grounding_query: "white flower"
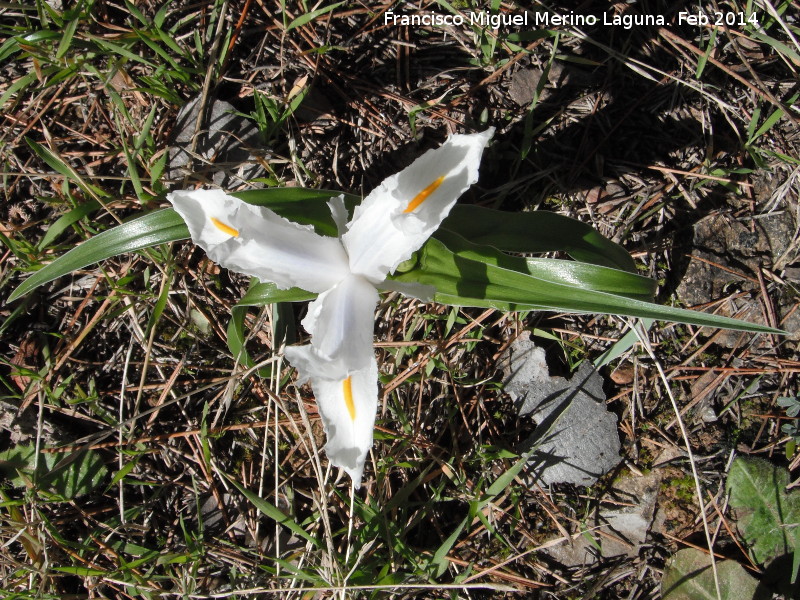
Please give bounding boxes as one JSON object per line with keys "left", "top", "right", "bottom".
{"left": 167, "top": 129, "right": 493, "bottom": 487}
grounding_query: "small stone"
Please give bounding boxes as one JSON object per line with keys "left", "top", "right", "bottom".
{"left": 546, "top": 469, "right": 664, "bottom": 567}
{"left": 674, "top": 212, "right": 783, "bottom": 348}
{"left": 509, "top": 68, "right": 543, "bottom": 106}
{"left": 784, "top": 265, "right": 800, "bottom": 282}
{"left": 168, "top": 95, "right": 263, "bottom": 188}
{"left": 700, "top": 405, "right": 718, "bottom": 423}
{"left": 609, "top": 364, "right": 635, "bottom": 385}
{"left": 501, "top": 333, "right": 621, "bottom": 487}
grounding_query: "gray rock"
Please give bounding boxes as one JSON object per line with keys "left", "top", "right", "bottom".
{"left": 502, "top": 333, "right": 621, "bottom": 487}
{"left": 758, "top": 209, "right": 797, "bottom": 269}
{"left": 508, "top": 61, "right": 593, "bottom": 106}
{"left": 508, "top": 68, "right": 543, "bottom": 106}
{"left": 675, "top": 211, "right": 798, "bottom": 346}
{"left": 546, "top": 469, "right": 664, "bottom": 567}
{"left": 676, "top": 213, "right": 768, "bottom": 309}
{"left": 168, "top": 95, "right": 263, "bottom": 188}
{"left": 0, "top": 399, "right": 53, "bottom": 445}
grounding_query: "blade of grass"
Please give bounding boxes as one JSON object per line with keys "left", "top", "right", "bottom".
{"left": 223, "top": 473, "right": 322, "bottom": 549}
{"left": 285, "top": 1, "right": 345, "bottom": 32}
{"left": 7, "top": 208, "right": 186, "bottom": 302}
{"left": 36, "top": 200, "right": 101, "bottom": 251}
{"left": 54, "top": 8, "right": 80, "bottom": 59}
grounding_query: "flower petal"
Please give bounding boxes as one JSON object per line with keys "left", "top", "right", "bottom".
{"left": 285, "top": 346, "right": 378, "bottom": 488}
{"left": 301, "top": 274, "right": 378, "bottom": 372}
{"left": 168, "top": 189, "right": 350, "bottom": 293}
{"left": 284, "top": 344, "right": 345, "bottom": 382}
{"left": 327, "top": 194, "right": 348, "bottom": 237}
{"left": 342, "top": 129, "right": 493, "bottom": 282}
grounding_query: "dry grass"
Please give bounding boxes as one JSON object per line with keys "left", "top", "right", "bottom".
{"left": 1, "top": 1, "right": 798, "bottom": 598}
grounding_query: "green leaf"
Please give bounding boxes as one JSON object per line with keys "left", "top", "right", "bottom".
{"left": 8, "top": 188, "right": 354, "bottom": 302}
{"left": 695, "top": 26, "right": 718, "bottom": 79}
{"left": 727, "top": 457, "right": 800, "bottom": 581}
{"left": 25, "top": 138, "right": 106, "bottom": 199}
{"left": 8, "top": 208, "right": 188, "bottom": 302}
{"left": 235, "top": 280, "right": 317, "bottom": 307}
{"left": 430, "top": 449, "right": 530, "bottom": 578}
{"left": 661, "top": 548, "right": 767, "bottom": 600}
{"left": 226, "top": 281, "right": 315, "bottom": 375}
{"left": 430, "top": 514, "right": 467, "bottom": 578}
{"left": 223, "top": 473, "right": 321, "bottom": 549}
{"left": 53, "top": 566, "right": 107, "bottom": 576}
{"left": 26, "top": 137, "right": 77, "bottom": 179}
{"left": 484, "top": 451, "right": 529, "bottom": 499}
{"left": 272, "top": 301, "right": 297, "bottom": 346}
{"left": 0, "top": 69, "right": 41, "bottom": 111}
{"left": 54, "top": 11, "right": 80, "bottom": 59}
{"left": 107, "top": 458, "right": 138, "bottom": 489}
{"left": 393, "top": 237, "right": 782, "bottom": 334}
{"left": 285, "top": 1, "right": 346, "bottom": 32}
{"left": 37, "top": 199, "right": 101, "bottom": 250}
{"left": 0, "top": 35, "right": 22, "bottom": 62}
{"left": 440, "top": 204, "right": 637, "bottom": 272}
{"left": 143, "top": 266, "right": 173, "bottom": 339}
{"left": 0, "top": 443, "right": 108, "bottom": 500}
{"left": 232, "top": 188, "right": 358, "bottom": 234}
{"left": 227, "top": 305, "right": 255, "bottom": 370}
{"left": 7, "top": 189, "right": 783, "bottom": 336}
{"left": 751, "top": 31, "right": 800, "bottom": 69}
{"left": 594, "top": 319, "right": 654, "bottom": 369}
{"left": 434, "top": 229, "right": 656, "bottom": 301}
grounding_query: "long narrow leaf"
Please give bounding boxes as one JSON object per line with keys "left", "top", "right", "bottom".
{"left": 227, "top": 306, "right": 266, "bottom": 375}
{"left": 435, "top": 229, "right": 656, "bottom": 301}
{"left": 54, "top": 13, "right": 79, "bottom": 59}
{"left": 8, "top": 208, "right": 187, "bottom": 302}
{"left": 226, "top": 281, "right": 316, "bottom": 374}
{"left": 7, "top": 187, "right": 352, "bottom": 302}
{"left": 440, "top": 204, "right": 637, "bottom": 272}
{"left": 392, "top": 237, "right": 782, "bottom": 334}
{"left": 224, "top": 474, "right": 321, "bottom": 548}
{"left": 37, "top": 200, "right": 101, "bottom": 250}
{"left": 286, "top": 1, "right": 345, "bottom": 32}
{"left": 233, "top": 188, "right": 357, "bottom": 235}
{"left": 0, "top": 70, "right": 40, "bottom": 111}
{"left": 25, "top": 138, "right": 106, "bottom": 198}
{"left": 235, "top": 280, "right": 316, "bottom": 306}
{"left": 7, "top": 190, "right": 633, "bottom": 302}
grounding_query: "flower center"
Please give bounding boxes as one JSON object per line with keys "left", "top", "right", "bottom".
{"left": 342, "top": 376, "right": 356, "bottom": 421}
{"left": 210, "top": 217, "right": 240, "bottom": 237}
{"left": 403, "top": 175, "right": 445, "bottom": 213}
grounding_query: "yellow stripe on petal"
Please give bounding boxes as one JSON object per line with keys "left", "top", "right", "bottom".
{"left": 210, "top": 217, "right": 240, "bottom": 237}
{"left": 342, "top": 376, "right": 356, "bottom": 422}
{"left": 403, "top": 175, "right": 445, "bottom": 213}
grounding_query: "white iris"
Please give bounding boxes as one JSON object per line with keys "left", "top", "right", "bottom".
{"left": 167, "top": 129, "right": 493, "bottom": 488}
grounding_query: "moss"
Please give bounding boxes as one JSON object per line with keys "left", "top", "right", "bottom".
{"left": 664, "top": 475, "right": 695, "bottom": 502}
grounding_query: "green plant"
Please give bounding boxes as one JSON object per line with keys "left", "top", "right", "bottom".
{"left": 662, "top": 456, "right": 800, "bottom": 599}
{"left": 8, "top": 193, "right": 781, "bottom": 336}
{"left": 0, "top": 443, "right": 108, "bottom": 500}
{"left": 727, "top": 457, "right": 800, "bottom": 585}
{"left": 661, "top": 548, "right": 768, "bottom": 600}
{"left": 777, "top": 396, "right": 800, "bottom": 458}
